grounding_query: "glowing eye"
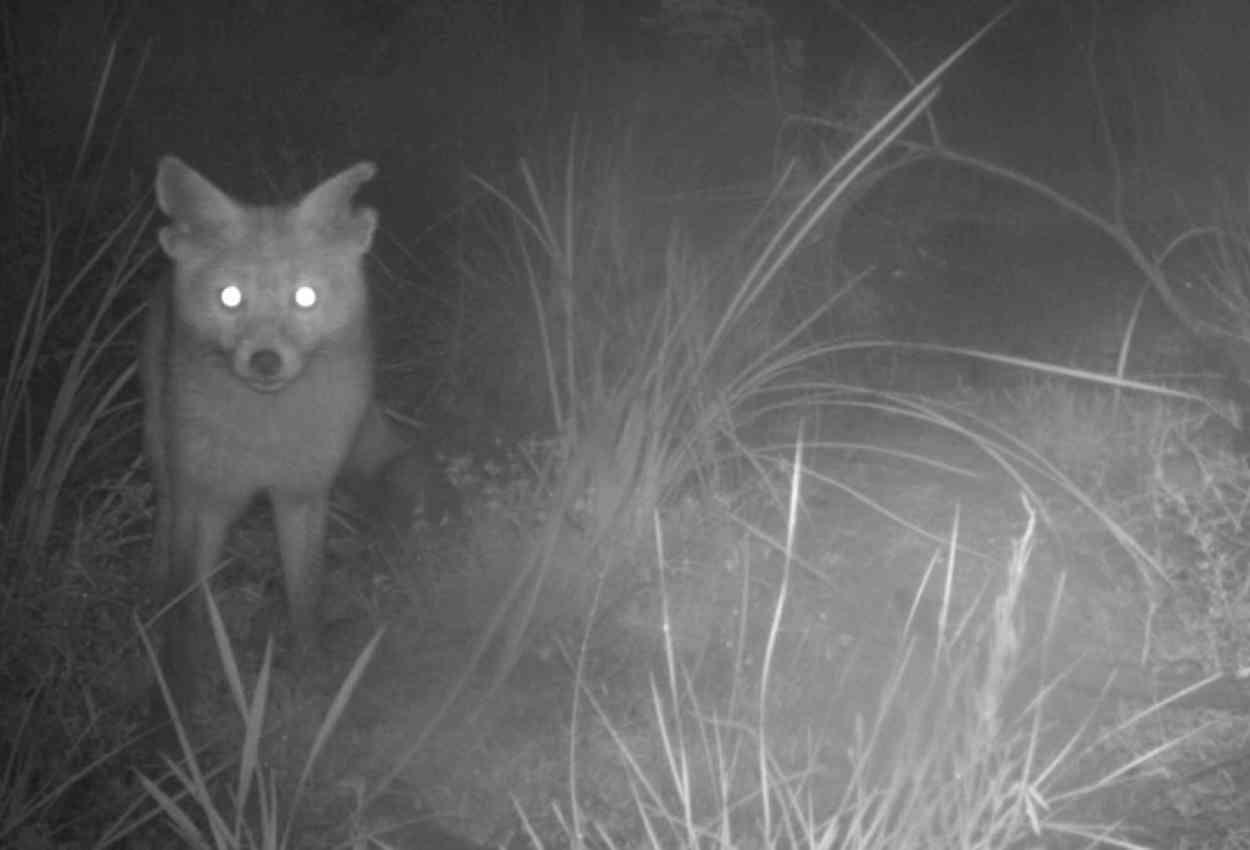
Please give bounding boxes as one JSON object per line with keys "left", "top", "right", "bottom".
{"left": 219, "top": 285, "right": 243, "bottom": 309}
{"left": 294, "top": 285, "right": 318, "bottom": 309}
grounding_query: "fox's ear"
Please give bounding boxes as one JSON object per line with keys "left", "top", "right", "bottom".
{"left": 154, "top": 156, "right": 245, "bottom": 259}
{"left": 294, "top": 161, "right": 378, "bottom": 252}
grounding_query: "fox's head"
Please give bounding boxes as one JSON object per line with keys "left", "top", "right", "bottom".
{"left": 154, "top": 157, "right": 378, "bottom": 392}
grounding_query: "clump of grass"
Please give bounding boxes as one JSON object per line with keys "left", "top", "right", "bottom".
{"left": 456, "top": 5, "right": 1016, "bottom": 696}
{"left": 524, "top": 442, "right": 1175, "bottom": 850}
{"left": 120, "top": 592, "right": 383, "bottom": 850}
{"left": 0, "top": 40, "right": 161, "bottom": 850}
{"left": 0, "top": 42, "right": 154, "bottom": 563}
{"left": 352, "top": 12, "right": 1008, "bottom": 806}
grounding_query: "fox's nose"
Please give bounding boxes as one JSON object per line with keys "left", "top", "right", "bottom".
{"left": 250, "top": 349, "right": 282, "bottom": 378}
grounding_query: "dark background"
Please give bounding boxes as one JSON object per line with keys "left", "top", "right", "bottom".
{"left": 7, "top": 0, "right": 1249, "bottom": 425}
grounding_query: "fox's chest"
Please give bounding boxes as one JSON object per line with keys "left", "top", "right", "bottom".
{"left": 169, "top": 355, "right": 372, "bottom": 493}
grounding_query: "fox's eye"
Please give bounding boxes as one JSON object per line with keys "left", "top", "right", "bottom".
{"left": 219, "top": 285, "right": 243, "bottom": 309}
{"left": 294, "top": 284, "right": 318, "bottom": 309}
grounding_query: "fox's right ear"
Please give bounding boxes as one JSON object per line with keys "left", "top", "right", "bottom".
{"left": 154, "top": 156, "right": 245, "bottom": 259}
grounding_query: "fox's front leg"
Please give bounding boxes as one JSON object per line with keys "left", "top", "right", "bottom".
{"left": 157, "top": 496, "right": 231, "bottom": 721}
{"left": 272, "top": 491, "right": 331, "bottom": 653}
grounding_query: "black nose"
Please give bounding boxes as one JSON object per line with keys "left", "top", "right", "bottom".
{"left": 250, "top": 349, "right": 282, "bottom": 378}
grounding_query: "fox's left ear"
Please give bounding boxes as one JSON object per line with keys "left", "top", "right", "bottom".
{"left": 295, "top": 162, "right": 378, "bottom": 252}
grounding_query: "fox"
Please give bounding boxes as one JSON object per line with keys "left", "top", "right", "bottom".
{"left": 143, "top": 156, "right": 437, "bottom": 723}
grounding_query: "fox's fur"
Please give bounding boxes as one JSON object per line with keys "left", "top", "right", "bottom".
{"left": 144, "top": 157, "right": 420, "bottom": 719}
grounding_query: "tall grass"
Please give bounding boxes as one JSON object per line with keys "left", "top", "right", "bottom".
{"left": 127, "top": 593, "right": 383, "bottom": 850}
{"left": 528, "top": 449, "right": 1178, "bottom": 850}
{"left": 0, "top": 41, "right": 157, "bottom": 850}
{"left": 461, "top": 7, "right": 1014, "bottom": 693}
{"left": 356, "top": 9, "right": 1016, "bottom": 809}
{"left": 0, "top": 41, "right": 154, "bottom": 562}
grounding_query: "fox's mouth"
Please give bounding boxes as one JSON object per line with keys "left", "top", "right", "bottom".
{"left": 243, "top": 375, "right": 290, "bottom": 393}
